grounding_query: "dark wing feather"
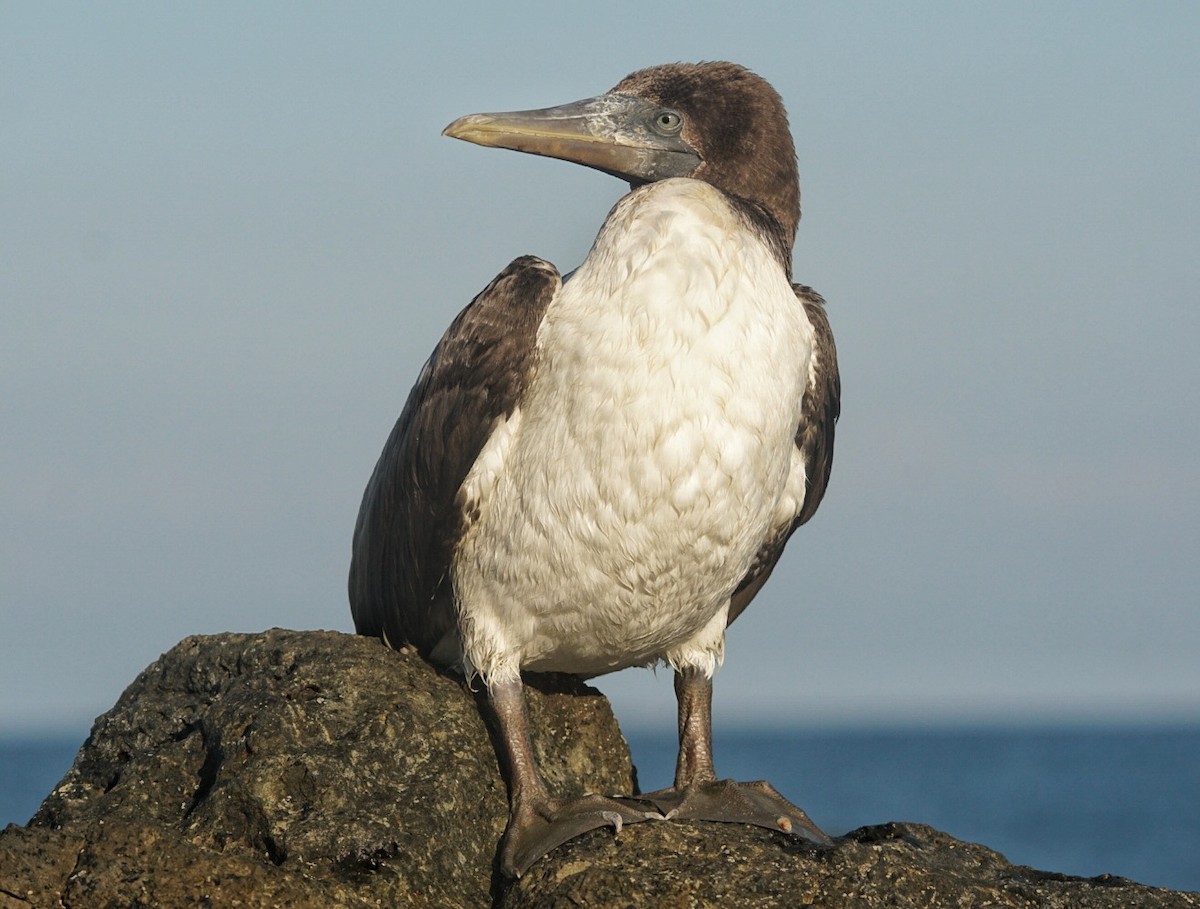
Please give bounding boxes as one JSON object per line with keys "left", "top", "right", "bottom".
{"left": 792, "top": 285, "right": 840, "bottom": 526}
{"left": 349, "top": 256, "right": 560, "bottom": 654}
{"left": 728, "top": 284, "right": 840, "bottom": 625}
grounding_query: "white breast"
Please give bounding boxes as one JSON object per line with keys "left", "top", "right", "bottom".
{"left": 454, "top": 179, "right": 814, "bottom": 684}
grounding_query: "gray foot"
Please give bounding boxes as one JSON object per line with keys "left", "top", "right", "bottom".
{"left": 500, "top": 793, "right": 659, "bottom": 878}
{"left": 637, "top": 779, "right": 832, "bottom": 846}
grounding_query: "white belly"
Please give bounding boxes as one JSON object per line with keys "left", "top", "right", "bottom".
{"left": 453, "top": 179, "right": 813, "bottom": 684}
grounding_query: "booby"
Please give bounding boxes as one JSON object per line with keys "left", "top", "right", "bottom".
{"left": 350, "top": 61, "right": 840, "bottom": 878}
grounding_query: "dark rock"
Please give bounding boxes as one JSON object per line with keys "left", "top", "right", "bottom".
{"left": 504, "top": 821, "right": 1200, "bottom": 908}
{"left": 1, "top": 629, "right": 632, "bottom": 908}
{"left": 1, "top": 628, "right": 1195, "bottom": 908}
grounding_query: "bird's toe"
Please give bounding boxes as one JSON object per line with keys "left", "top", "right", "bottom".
{"left": 639, "top": 779, "right": 831, "bottom": 847}
{"left": 499, "top": 792, "right": 660, "bottom": 878}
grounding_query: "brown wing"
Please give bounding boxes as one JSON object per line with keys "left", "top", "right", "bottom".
{"left": 348, "top": 256, "right": 560, "bottom": 655}
{"left": 728, "top": 284, "right": 840, "bottom": 625}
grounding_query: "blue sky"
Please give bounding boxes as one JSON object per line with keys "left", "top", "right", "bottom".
{"left": 3, "top": 3, "right": 1198, "bottom": 737}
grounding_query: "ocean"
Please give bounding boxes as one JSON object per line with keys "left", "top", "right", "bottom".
{"left": 3, "top": 725, "right": 1197, "bottom": 893}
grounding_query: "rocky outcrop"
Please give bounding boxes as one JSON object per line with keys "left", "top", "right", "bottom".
{"left": 502, "top": 821, "right": 1199, "bottom": 908}
{"left": 1, "top": 629, "right": 1195, "bottom": 908}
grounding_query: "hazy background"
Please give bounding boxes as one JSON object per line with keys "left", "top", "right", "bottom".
{"left": 3, "top": 3, "right": 1197, "bottom": 743}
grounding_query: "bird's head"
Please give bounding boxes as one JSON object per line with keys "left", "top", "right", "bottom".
{"left": 443, "top": 62, "right": 800, "bottom": 246}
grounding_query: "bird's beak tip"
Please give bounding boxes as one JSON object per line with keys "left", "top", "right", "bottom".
{"left": 442, "top": 115, "right": 474, "bottom": 140}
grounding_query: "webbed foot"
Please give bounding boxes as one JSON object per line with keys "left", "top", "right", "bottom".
{"left": 639, "top": 779, "right": 831, "bottom": 846}
{"left": 500, "top": 792, "right": 659, "bottom": 878}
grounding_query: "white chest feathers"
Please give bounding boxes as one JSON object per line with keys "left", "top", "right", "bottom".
{"left": 454, "top": 179, "right": 815, "bottom": 683}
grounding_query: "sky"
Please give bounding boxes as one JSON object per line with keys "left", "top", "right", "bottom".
{"left": 2, "top": 3, "right": 1198, "bottom": 740}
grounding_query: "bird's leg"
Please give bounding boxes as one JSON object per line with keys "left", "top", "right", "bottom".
{"left": 639, "top": 666, "right": 832, "bottom": 847}
{"left": 487, "top": 677, "right": 656, "bottom": 878}
{"left": 672, "top": 663, "right": 719, "bottom": 788}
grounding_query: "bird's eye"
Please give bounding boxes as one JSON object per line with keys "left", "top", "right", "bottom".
{"left": 652, "top": 110, "right": 683, "bottom": 135}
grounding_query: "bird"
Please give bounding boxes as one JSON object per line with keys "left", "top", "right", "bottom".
{"left": 349, "top": 61, "right": 840, "bottom": 878}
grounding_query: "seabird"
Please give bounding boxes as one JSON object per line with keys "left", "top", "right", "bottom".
{"left": 349, "top": 61, "right": 840, "bottom": 878}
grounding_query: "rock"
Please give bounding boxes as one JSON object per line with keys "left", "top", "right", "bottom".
{"left": 503, "top": 821, "right": 1199, "bottom": 908}
{"left": 1, "top": 628, "right": 1196, "bottom": 908}
{"left": 0, "top": 629, "right": 633, "bottom": 908}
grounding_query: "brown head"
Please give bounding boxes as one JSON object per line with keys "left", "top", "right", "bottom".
{"left": 444, "top": 62, "right": 801, "bottom": 250}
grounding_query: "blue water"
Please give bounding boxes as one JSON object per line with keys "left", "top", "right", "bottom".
{"left": 3, "top": 726, "right": 1197, "bottom": 892}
